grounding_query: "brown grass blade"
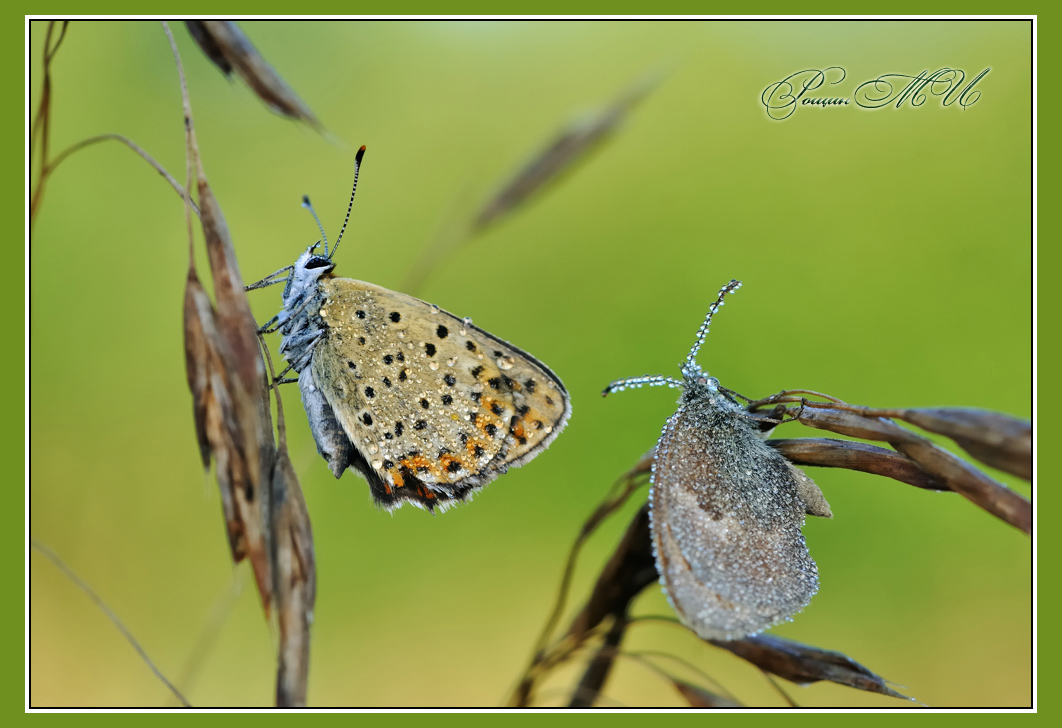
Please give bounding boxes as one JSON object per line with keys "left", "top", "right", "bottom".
{"left": 271, "top": 446, "right": 316, "bottom": 707}
{"left": 197, "top": 179, "right": 265, "bottom": 396}
{"left": 47, "top": 134, "right": 201, "bottom": 218}
{"left": 31, "top": 541, "right": 192, "bottom": 707}
{"left": 671, "top": 679, "right": 743, "bottom": 708}
{"left": 518, "top": 441, "right": 918, "bottom": 706}
{"left": 560, "top": 505, "right": 655, "bottom": 707}
{"left": 472, "top": 72, "right": 660, "bottom": 232}
{"left": 797, "top": 405, "right": 1031, "bottom": 534}
{"left": 567, "top": 616, "right": 628, "bottom": 708}
{"left": 565, "top": 503, "right": 656, "bottom": 641}
{"left": 832, "top": 406, "right": 1031, "bottom": 481}
{"left": 186, "top": 21, "right": 322, "bottom": 130}
{"left": 29, "top": 20, "right": 70, "bottom": 230}
{"left": 509, "top": 456, "right": 652, "bottom": 707}
{"left": 768, "top": 437, "right": 948, "bottom": 491}
{"left": 265, "top": 335, "right": 317, "bottom": 707}
{"left": 197, "top": 135, "right": 277, "bottom": 616}
{"left": 183, "top": 267, "right": 216, "bottom": 470}
{"left": 186, "top": 20, "right": 233, "bottom": 75}
{"left": 182, "top": 266, "right": 247, "bottom": 560}
{"left": 711, "top": 634, "right": 911, "bottom": 701}
{"left": 168, "top": 20, "right": 277, "bottom": 610}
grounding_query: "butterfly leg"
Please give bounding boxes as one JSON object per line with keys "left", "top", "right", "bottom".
{"left": 257, "top": 314, "right": 281, "bottom": 334}
{"left": 245, "top": 265, "right": 293, "bottom": 291}
{"left": 260, "top": 292, "right": 321, "bottom": 335}
{"left": 278, "top": 329, "right": 323, "bottom": 362}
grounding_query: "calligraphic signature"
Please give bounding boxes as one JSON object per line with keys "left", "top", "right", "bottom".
{"left": 761, "top": 67, "right": 990, "bottom": 121}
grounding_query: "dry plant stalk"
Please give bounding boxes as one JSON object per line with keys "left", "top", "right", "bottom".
{"left": 171, "top": 19, "right": 277, "bottom": 611}
{"left": 166, "top": 21, "right": 318, "bottom": 706}
{"left": 30, "top": 541, "right": 192, "bottom": 707}
{"left": 515, "top": 392, "right": 1030, "bottom": 707}
{"left": 471, "top": 72, "right": 659, "bottom": 232}
{"left": 29, "top": 21, "right": 68, "bottom": 229}
{"left": 403, "top": 71, "right": 660, "bottom": 293}
{"left": 35, "top": 20, "right": 321, "bottom": 705}
{"left": 769, "top": 398, "right": 1032, "bottom": 534}
{"left": 30, "top": 23, "right": 202, "bottom": 227}
{"left": 186, "top": 20, "right": 322, "bottom": 130}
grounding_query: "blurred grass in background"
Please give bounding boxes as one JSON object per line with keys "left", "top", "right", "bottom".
{"left": 28, "top": 20, "right": 1031, "bottom": 707}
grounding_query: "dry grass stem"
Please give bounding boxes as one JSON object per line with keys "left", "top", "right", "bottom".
{"left": 512, "top": 387, "right": 1026, "bottom": 705}
{"left": 185, "top": 21, "right": 322, "bottom": 130}
{"left": 509, "top": 453, "right": 652, "bottom": 706}
{"left": 167, "top": 20, "right": 316, "bottom": 705}
{"left": 47, "top": 134, "right": 201, "bottom": 218}
{"left": 568, "top": 615, "right": 628, "bottom": 707}
{"left": 472, "top": 72, "right": 660, "bottom": 232}
{"left": 711, "top": 635, "right": 909, "bottom": 701}
{"left": 767, "top": 438, "right": 949, "bottom": 491}
{"left": 788, "top": 400, "right": 1031, "bottom": 534}
{"left": 670, "top": 680, "right": 743, "bottom": 708}
{"left": 31, "top": 24, "right": 199, "bottom": 227}
{"left": 169, "top": 19, "right": 277, "bottom": 613}
{"left": 403, "top": 71, "right": 660, "bottom": 294}
{"left": 30, "top": 541, "right": 192, "bottom": 707}
{"left": 30, "top": 21, "right": 68, "bottom": 229}
{"left": 262, "top": 340, "right": 316, "bottom": 707}
{"left": 827, "top": 406, "right": 1030, "bottom": 480}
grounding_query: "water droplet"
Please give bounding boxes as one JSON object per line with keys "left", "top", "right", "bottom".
{"left": 371, "top": 459, "right": 383, "bottom": 470}
{"left": 497, "top": 355, "right": 515, "bottom": 370}
{"left": 429, "top": 361, "right": 440, "bottom": 371}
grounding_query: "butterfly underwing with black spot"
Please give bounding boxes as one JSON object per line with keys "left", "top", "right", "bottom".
{"left": 256, "top": 148, "right": 571, "bottom": 513}
{"left": 603, "top": 280, "right": 831, "bottom": 640}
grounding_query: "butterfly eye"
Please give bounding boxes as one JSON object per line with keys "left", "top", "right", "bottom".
{"left": 305, "top": 256, "right": 333, "bottom": 270}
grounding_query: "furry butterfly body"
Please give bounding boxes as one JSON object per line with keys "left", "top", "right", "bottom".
{"left": 269, "top": 151, "right": 570, "bottom": 512}
{"left": 605, "top": 280, "right": 830, "bottom": 640}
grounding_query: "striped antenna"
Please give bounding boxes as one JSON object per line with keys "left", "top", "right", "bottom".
{"left": 683, "top": 279, "right": 742, "bottom": 377}
{"left": 301, "top": 195, "right": 329, "bottom": 256}
{"left": 330, "top": 145, "right": 366, "bottom": 261}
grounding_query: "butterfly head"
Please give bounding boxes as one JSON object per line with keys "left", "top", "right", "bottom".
{"left": 282, "top": 243, "right": 336, "bottom": 306}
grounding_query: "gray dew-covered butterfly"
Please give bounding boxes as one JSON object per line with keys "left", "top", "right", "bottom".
{"left": 252, "top": 147, "right": 571, "bottom": 512}
{"left": 603, "top": 280, "right": 831, "bottom": 640}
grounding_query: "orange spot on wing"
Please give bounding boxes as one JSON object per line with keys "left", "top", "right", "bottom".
{"left": 400, "top": 454, "right": 435, "bottom": 472}
{"left": 464, "top": 437, "right": 488, "bottom": 460}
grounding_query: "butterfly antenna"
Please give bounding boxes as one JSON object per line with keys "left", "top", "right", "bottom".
{"left": 330, "top": 145, "right": 366, "bottom": 261}
{"left": 602, "top": 374, "right": 684, "bottom": 397}
{"left": 683, "top": 279, "right": 742, "bottom": 376}
{"left": 302, "top": 195, "right": 330, "bottom": 257}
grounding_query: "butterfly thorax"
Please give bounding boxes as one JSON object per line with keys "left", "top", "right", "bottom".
{"left": 678, "top": 369, "right": 742, "bottom": 414}
{"left": 277, "top": 246, "right": 335, "bottom": 374}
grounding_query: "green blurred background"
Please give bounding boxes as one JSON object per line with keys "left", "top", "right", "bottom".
{"left": 28, "top": 20, "right": 1031, "bottom": 707}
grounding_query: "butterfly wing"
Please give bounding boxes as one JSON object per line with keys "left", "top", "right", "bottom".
{"left": 307, "top": 277, "right": 570, "bottom": 511}
{"left": 650, "top": 398, "right": 820, "bottom": 640}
